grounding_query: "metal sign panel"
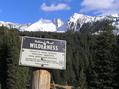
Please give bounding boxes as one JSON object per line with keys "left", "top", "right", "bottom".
{"left": 19, "top": 36, "right": 66, "bottom": 70}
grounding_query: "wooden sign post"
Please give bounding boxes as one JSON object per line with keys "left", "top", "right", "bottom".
{"left": 19, "top": 36, "right": 66, "bottom": 89}
{"left": 32, "top": 69, "right": 51, "bottom": 89}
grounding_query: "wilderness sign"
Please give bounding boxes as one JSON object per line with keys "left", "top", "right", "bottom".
{"left": 19, "top": 36, "right": 66, "bottom": 70}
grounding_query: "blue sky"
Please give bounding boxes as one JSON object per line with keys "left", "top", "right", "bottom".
{"left": 0, "top": 0, "right": 119, "bottom": 24}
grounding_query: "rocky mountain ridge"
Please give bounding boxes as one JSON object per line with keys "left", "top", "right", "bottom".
{"left": 0, "top": 13, "right": 119, "bottom": 33}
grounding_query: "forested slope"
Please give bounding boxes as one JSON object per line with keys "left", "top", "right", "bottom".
{"left": 0, "top": 20, "right": 119, "bottom": 89}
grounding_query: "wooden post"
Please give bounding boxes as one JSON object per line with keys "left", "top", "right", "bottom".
{"left": 32, "top": 69, "right": 51, "bottom": 89}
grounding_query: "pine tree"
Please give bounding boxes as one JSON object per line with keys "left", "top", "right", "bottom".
{"left": 92, "top": 20, "right": 115, "bottom": 89}
{"left": 112, "top": 35, "right": 119, "bottom": 89}
{"left": 6, "top": 30, "right": 30, "bottom": 89}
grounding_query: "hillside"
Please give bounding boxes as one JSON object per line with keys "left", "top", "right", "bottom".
{"left": 0, "top": 20, "right": 119, "bottom": 89}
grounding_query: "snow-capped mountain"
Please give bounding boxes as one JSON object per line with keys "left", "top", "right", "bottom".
{"left": 0, "top": 13, "right": 119, "bottom": 34}
{"left": 68, "top": 13, "right": 119, "bottom": 31}
{"left": 25, "top": 18, "right": 64, "bottom": 32}
{"left": 25, "top": 19, "right": 56, "bottom": 32}
{"left": 0, "top": 18, "right": 64, "bottom": 32}
{"left": 0, "top": 21, "right": 30, "bottom": 31}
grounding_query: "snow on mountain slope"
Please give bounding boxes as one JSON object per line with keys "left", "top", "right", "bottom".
{"left": 25, "top": 18, "right": 64, "bottom": 32}
{"left": 69, "top": 13, "right": 94, "bottom": 24}
{"left": 25, "top": 19, "right": 56, "bottom": 32}
{"left": 0, "top": 13, "right": 119, "bottom": 34}
{"left": 68, "top": 13, "right": 119, "bottom": 32}
{"left": 0, "top": 21, "right": 30, "bottom": 31}
{"left": 0, "top": 18, "right": 64, "bottom": 32}
{"left": 25, "top": 18, "right": 65, "bottom": 32}
{"left": 68, "top": 13, "right": 94, "bottom": 31}
{"left": 53, "top": 18, "right": 64, "bottom": 28}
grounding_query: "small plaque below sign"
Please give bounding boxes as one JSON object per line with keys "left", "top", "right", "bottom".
{"left": 19, "top": 36, "right": 66, "bottom": 70}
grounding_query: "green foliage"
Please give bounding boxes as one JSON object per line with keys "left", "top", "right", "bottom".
{"left": 0, "top": 28, "right": 29, "bottom": 89}
{"left": 80, "top": 19, "right": 114, "bottom": 34}
{"left": 0, "top": 20, "right": 119, "bottom": 89}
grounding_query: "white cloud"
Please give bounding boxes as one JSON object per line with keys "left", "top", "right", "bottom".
{"left": 41, "top": 3, "right": 71, "bottom": 11}
{"left": 80, "top": 0, "right": 119, "bottom": 15}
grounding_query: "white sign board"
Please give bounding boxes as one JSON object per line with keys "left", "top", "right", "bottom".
{"left": 19, "top": 36, "right": 66, "bottom": 70}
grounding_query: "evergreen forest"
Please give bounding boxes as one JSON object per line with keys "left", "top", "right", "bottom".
{"left": 0, "top": 20, "right": 119, "bottom": 89}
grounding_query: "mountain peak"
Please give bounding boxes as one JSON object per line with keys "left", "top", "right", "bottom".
{"left": 25, "top": 19, "right": 56, "bottom": 32}
{"left": 38, "top": 18, "right": 52, "bottom": 23}
{"left": 68, "top": 13, "right": 119, "bottom": 32}
{"left": 53, "top": 18, "right": 64, "bottom": 28}
{"left": 69, "top": 13, "right": 93, "bottom": 24}
{"left": 0, "top": 13, "right": 119, "bottom": 34}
